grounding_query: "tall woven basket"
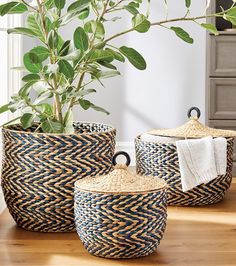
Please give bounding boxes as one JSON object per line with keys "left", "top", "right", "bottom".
{"left": 74, "top": 152, "right": 167, "bottom": 259}
{"left": 1, "top": 122, "right": 116, "bottom": 232}
{"left": 135, "top": 107, "right": 236, "bottom": 206}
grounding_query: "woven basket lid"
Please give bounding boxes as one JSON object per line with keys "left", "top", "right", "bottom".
{"left": 148, "top": 107, "right": 236, "bottom": 138}
{"left": 75, "top": 151, "right": 166, "bottom": 194}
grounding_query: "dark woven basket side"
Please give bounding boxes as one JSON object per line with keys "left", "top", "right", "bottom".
{"left": 1, "top": 122, "right": 116, "bottom": 232}
{"left": 135, "top": 137, "right": 234, "bottom": 206}
{"left": 74, "top": 189, "right": 167, "bottom": 259}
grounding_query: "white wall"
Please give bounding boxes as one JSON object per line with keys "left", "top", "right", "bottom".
{"left": 23, "top": 0, "right": 207, "bottom": 143}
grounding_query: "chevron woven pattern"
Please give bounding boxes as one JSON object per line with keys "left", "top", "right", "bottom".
{"left": 135, "top": 137, "right": 234, "bottom": 206}
{"left": 74, "top": 189, "right": 167, "bottom": 258}
{"left": 1, "top": 122, "right": 116, "bottom": 232}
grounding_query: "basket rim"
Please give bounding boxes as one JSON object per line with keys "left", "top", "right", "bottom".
{"left": 135, "top": 135, "right": 234, "bottom": 144}
{"left": 1, "top": 121, "right": 116, "bottom": 137}
{"left": 74, "top": 181, "right": 167, "bottom": 195}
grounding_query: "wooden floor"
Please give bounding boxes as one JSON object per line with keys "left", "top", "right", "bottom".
{"left": 1, "top": 181, "right": 236, "bottom": 266}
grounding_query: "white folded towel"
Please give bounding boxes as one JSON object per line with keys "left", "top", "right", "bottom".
{"left": 176, "top": 136, "right": 227, "bottom": 192}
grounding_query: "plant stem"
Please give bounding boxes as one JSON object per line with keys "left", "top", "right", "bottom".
{"left": 64, "top": 72, "right": 86, "bottom": 122}
{"left": 36, "top": 0, "right": 63, "bottom": 124}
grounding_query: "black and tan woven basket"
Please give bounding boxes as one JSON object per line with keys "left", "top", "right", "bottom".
{"left": 1, "top": 122, "right": 116, "bottom": 232}
{"left": 74, "top": 151, "right": 167, "bottom": 259}
{"left": 135, "top": 107, "right": 236, "bottom": 206}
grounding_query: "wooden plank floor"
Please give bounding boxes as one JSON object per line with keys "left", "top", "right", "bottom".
{"left": 0, "top": 181, "right": 236, "bottom": 266}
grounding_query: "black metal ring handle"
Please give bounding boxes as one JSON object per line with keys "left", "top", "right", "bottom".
{"left": 112, "top": 151, "right": 131, "bottom": 167}
{"left": 187, "top": 107, "right": 201, "bottom": 119}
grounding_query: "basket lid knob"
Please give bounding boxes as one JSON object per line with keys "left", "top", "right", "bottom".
{"left": 112, "top": 151, "right": 131, "bottom": 168}
{"left": 187, "top": 107, "right": 201, "bottom": 119}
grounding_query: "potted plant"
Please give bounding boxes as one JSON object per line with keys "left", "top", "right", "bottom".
{"left": 0, "top": 0, "right": 235, "bottom": 232}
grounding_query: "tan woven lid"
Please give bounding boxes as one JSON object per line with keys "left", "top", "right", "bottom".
{"left": 75, "top": 152, "right": 166, "bottom": 194}
{"left": 148, "top": 107, "right": 236, "bottom": 138}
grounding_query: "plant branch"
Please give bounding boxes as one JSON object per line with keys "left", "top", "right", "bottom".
{"left": 106, "top": 0, "right": 125, "bottom": 12}
{"left": 103, "top": 9, "right": 232, "bottom": 44}
{"left": 65, "top": 72, "right": 86, "bottom": 119}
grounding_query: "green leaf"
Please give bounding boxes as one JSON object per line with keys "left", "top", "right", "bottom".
{"left": 63, "top": 109, "right": 74, "bottom": 133}
{"left": 29, "top": 46, "right": 50, "bottom": 62}
{"left": 78, "top": 89, "right": 96, "bottom": 96}
{"left": 45, "top": 17, "right": 53, "bottom": 32}
{"left": 84, "top": 20, "right": 105, "bottom": 40}
{"left": 61, "top": 50, "right": 81, "bottom": 61}
{"left": 170, "top": 27, "right": 194, "bottom": 44}
{"left": 201, "top": 23, "right": 219, "bottom": 35}
{"left": 41, "top": 119, "right": 63, "bottom": 133}
{"left": 7, "top": 27, "right": 38, "bottom": 38}
{"left": 185, "top": 0, "right": 191, "bottom": 8}
{"left": 132, "top": 14, "right": 151, "bottom": 33}
{"left": 98, "top": 61, "right": 117, "bottom": 70}
{"left": 87, "top": 49, "right": 113, "bottom": 62}
{"left": 67, "top": 0, "right": 91, "bottom": 12}
{"left": 105, "top": 48, "right": 125, "bottom": 62}
{"left": 19, "top": 80, "right": 38, "bottom": 98}
{"left": 22, "top": 74, "right": 40, "bottom": 82}
{"left": 0, "top": 2, "right": 27, "bottom": 16}
{"left": 27, "top": 13, "right": 45, "bottom": 41}
{"left": 74, "top": 27, "right": 89, "bottom": 51}
{"left": 224, "top": 7, "right": 236, "bottom": 25}
{"left": 48, "top": 30, "right": 59, "bottom": 49}
{"left": 0, "top": 104, "right": 9, "bottom": 114}
{"left": 44, "top": 0, "right": 55, "bottom": 9}
{"left": 79, "top": 99, "right": 91, "bottom": 110}
{"left": 23, "top": 53, "right": 42, "bottom": 74}
{"left": 57, "top": 34, "right": 65, "bottom": 52}
{"left": 124, "top": 5, "right": 139, "bottom": 15}
{"left": 58, "top": 60, "right": 74, "bottom": 79}
{"left": 55, "top": 0, "right": 65, "bottom": 10}
{"left": 78, "top": 8, "right": 90, "bottom": 20}
{"left": 119, "top": 46, "right": 146, "bottom": 70}
{"left": 34, "top": 91, "right": 53, "bottom": 105}
{"left": 21, "top": 113, "right": 34, "bottom": 129}
{"left": 28, "top": 52, "right": 40, "bottom": 64}
{"left": 1, "top": 116, "right": 21, "bottom": 127}
{"left": 59, "top": 40, "right": 71, "bottom": 56}
{"left": 38, "top": 103, "right": 53, "bottom": 116}
{"left": 90, "top": 104, "right": 110, "bottom": 115}
{"left": 95, "top": 70, "right": 120, "bottom": 79}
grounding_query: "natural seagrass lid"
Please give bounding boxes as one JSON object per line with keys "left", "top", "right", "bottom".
{"left": 75, "top": 151, "right": 166, "bottom": 194}
{"left": 148, "top": 107, "right": 236, "bottom": 138}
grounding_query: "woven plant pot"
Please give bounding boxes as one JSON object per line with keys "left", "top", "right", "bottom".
{"left": 74, "top": 152, "right": 167, "bottom": 259}
{"left": 1, "top": 122, "right": 116, "bottom": 232}
{"left": 135, "top": 107, "right": 236, "bottom": 206}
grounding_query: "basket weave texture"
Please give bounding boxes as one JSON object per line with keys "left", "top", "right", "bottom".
{"left": 135, "top": 108, "right": 236, "bottom": 206}
{"left": 74, "top": 163, "right": 167, "bottom": 258}
{"left": 135, "top": 137, "right": 234, "bottom": 206}
{"left": 1, "top": 122, "right": 116, "bottom": 232}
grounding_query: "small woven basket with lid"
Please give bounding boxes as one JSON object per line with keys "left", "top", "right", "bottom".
{"left": 74, "top": 151, "right": 167, "bottom": 259}
{"left": 135, "top": 107, "right": 236, "bottom": 206}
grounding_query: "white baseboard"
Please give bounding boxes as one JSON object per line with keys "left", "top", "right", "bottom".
{"left": 115, "top": 142, "right": 135, "bottom": 166}
{"left": 0, "top": 188, "right": 6, "bottom": 215}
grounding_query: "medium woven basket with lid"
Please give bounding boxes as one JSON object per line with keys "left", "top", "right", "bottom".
{"left": 135, "top": 107, "right": 236, "bottom": 206}
{"left": 74, "top": 151, "right": 167, "bottom": 259}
